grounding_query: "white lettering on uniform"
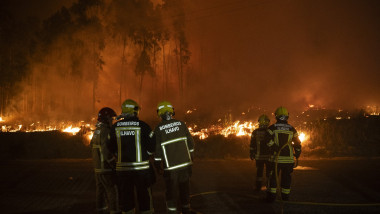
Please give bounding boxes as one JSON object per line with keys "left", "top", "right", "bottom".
{"left": 159, "top": 122, "right": 181, "bottom": 131}
{"left": 120, "top": 130, "right": 136, "bottom": 136}
{"left": 117, "top": 121, "right": 139, "bottom": 126}
{"left": 165, "top": 126, "right": 179, "bottom": 134}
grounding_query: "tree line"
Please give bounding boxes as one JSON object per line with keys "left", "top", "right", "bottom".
{"left": 0, "top": 0, "right": 191, "bottom": 121}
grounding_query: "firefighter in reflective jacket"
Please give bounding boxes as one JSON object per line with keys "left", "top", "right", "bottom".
{"left": 266, "top": 106, "right": 301, "bottom": 202}
{"left": 250, "top": 114, "right": 272, "bottom": 191}
{"left": 152, "top": 101, "right": 194, "bottom": 214}
{"left": 91, "top": 107, "right": 119, "bottom": 214}
{"left": 109, "top": 99, "right": 155, "bottom": 214}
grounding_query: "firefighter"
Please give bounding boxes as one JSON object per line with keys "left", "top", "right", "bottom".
{"left": 109, "top": 99, "right": 155, "bottom": 214}
{"left": 152, "top": 101, "right": 194, "bottom": 214}
{"left": 90, "top": 107, "right": 119, "bottom": 214}
{"left": 250, "top": 114, "right": 272, "bottom": 191}
{"left": 266, "top": 106, "right": 301, "bottom": 202}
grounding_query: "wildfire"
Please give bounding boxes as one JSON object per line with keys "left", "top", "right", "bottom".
{"left": 298, "top": 131, "right": 309, "bottom": 145}
{"left": 0, "top": 118, "right": 95, "bottom": 145}
{"left": 220, "top": 121, "right": 256, "bottom": 137}
{"left": 189, "top": 120, "right": 257, "bottom": 139}
{"left": 299, "top": 132, "right": 306, "bottom": 142}
{"left": 62, "top": 125, "right": 81, "bottom": 135}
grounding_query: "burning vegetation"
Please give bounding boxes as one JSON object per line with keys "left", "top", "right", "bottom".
{"left": 0, "top": 105, "right": 379, "bottom": 159}
{"left": 0, "top": 0, "right": 379, "bottom": 159}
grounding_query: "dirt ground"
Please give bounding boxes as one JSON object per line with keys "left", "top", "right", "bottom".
{"left": 0, "top": 158, "right": 379, "bottom": 214}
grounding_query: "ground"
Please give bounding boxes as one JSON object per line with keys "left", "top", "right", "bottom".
{"left": 0, "top": 158, "right": 379, "bottom": 213}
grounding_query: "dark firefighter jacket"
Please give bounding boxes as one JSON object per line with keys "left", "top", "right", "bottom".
{"left": 153, "top": 119, "right": 194, "bottom": 171}
{"left": 109, "top": 116, "right": 154, "bottom": 171}
{"left": 267, "top": 121, "right": 301, "bottom": 163}
{"left": 90, "top": 122, "right": 116, "bottom": 174}
{"left": 250, "top": 127, "right": 272, "bottom": 161}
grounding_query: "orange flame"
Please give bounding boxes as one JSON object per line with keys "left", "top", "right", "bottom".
{"left": 62, "top": 125, "right": 81, "bottom": 135}
{"left": 189, "top": 120, "right": 257, "bottom": 139}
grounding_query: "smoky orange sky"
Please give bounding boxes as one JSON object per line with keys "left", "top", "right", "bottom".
{"left": 185, "top": 0, "right": 380, "bottom": 115}
{"left": 4, "top": 0, "right": 380, "bottom": 120}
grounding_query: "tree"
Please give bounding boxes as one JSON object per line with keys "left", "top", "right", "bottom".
{"left": 162, "top": 0, "right": 191, "bottom": 106}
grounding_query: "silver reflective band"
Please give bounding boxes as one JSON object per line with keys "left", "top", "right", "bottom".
{"left": 162, "top": 137, "right": 187, "bottom": 146}
{"left": 125, "top": 104, "right": 135, "bottom": 108}
{"left": 158, "top": 105, "right": 173, "bottom": 109}
{"left": 165, "top": 162, "right": 192, "bottom": 171}
{"left": 118, "top": 161, "right": 149, "bottom": 166}
{"left": 155, "top": 158, "right": 162, "bottom": 161}
{"left": 168, "top": 207, "right": 177, "bottom": 211}
{"left": 116, "top": 165, "right": 149, "bottom": 171}
{"left": 189, "top": 149, "right": 194, "bottom": 152}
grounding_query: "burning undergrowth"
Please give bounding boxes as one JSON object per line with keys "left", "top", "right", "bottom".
{"left": 0, "top": 107, "right": 379, "bottom": 160}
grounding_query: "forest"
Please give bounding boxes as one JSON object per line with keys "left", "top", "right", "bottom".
{"left": 0, "top": 0, "right": 191, "bottom": 121}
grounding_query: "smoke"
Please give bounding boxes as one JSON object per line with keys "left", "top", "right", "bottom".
{"left": 186, "top": 0, "right": 380, "bottom": 115}
{"left": 2, "top": 0, "right": 380, "bottom": 124}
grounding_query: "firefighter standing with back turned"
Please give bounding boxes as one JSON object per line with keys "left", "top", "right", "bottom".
{"left": 90, "top": 107, "right": 120, "bottom": 214}
{"left": 109, "top": 99, "right": 155, "bottom": 214}
{"left": 250, "top": 114, "right": 272, "bottom": 191}
{"left": 152, "top": 101, "right": 194, "bottom": 214}
{"left": 266, "top": 106, "right": 301, "bottom": 202}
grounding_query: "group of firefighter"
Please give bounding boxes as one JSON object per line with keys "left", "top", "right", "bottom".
{"left": 90, "top": 98, "right": 301, "bottom": 214}
{"left": 250, "top": 107, "right": 302, "bottom": 202}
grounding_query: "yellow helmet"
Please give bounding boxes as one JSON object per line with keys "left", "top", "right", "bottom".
{"left": 121, "top": 99, "right": 140, "bottom": 115}
{"left": 275, "top": 106, "right": 289, "bottom": 120}
{"left": 258, "top": 114, "right": 270, "bottom": 127}
{"left": 157, "top": 101, "right": 174, "bottom": 117}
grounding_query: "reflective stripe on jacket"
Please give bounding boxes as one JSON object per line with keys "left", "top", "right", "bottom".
{"left": 267, "top": 121, "right": 301, "bottom": 163}
{"left": 250, "top": 127, "right": 271, "bottom": 161}
{"left": 110, "top": 117, "right": 154, "bottom": 171}
{"left": 91, "top": 122, "right": 115, "bottom": 173}
{"left": 153, "top": 119, "right": 194, "bottom": 171}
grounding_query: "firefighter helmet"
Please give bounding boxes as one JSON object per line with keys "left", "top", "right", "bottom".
{"left": 157, "top": 101, "right": 174, "bottom": 117}
{"left": 121, "top": 99, "right": 140, "bottom": 115}
{"left": 275, "top": 106, "right": 289, "bottom": 121}
{"left": 97, "top": 107, "right": 116, "bottom": 123}
{"left": 258, "top": 114, "right": 270, "bottom": 127}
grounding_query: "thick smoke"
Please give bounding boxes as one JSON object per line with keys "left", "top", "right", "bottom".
{"left": 1, "top": 0, "right": 379, "bottom": 124}
{"left": 186, "top": 0, "right": 380, "bottom": 116}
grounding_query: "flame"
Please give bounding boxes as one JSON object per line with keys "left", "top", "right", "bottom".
{"left": 87, "top": 132, "right": 94, "bottom": 141}
{"left": 189, "top": 120, "right": 257, "bottom": 139}
{"left": 188, "top": 127, "right": 208, "bottom": 139}
{"left": 62, "top": 125, "right": 81, "bottom": 135}
{"left": 299, "top": 132, "right": 306, "bottom": 142}
{"left": 298, "top": 131, "right": 309, "bottom": 145}
{"left": 221, "top": 121, "right": 256, "bottom": 137}
{"left": 0, "top": 117, "right": 3, "bottom": 122}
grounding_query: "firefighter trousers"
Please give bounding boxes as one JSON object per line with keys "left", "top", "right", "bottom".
{"left": 255, "top": 160, "right": 271, "bottom": 190}
{"left": 163, "top": 167, "right": 192, "bottom": 214}
{"left": 95, "top": 173, "right": 119, "bottom": 213}
{"left": 117, "top": 170, "right": 153, "bottom": 213}
{"left": 268, "top": 162, "right": 293, "bottom": 200}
